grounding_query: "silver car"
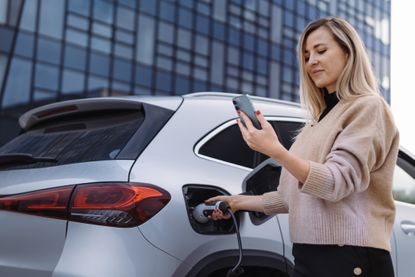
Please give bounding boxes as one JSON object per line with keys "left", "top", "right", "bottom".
{"left": 0, "top": 92, "right": 414, "bottom": 277}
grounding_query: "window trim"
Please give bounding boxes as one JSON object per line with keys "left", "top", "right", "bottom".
{"left": 194, "top": 116, "right": 305, "bottom": 171}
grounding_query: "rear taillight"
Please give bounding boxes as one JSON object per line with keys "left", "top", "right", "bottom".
{"left": 0, "top": 186, "right": 74, "bottom": 219}
{"left": 0, "top": 183, "right": 170, "bottom": 227}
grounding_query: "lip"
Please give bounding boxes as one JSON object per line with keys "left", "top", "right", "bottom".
{"left": 311, "top": 69, "right": 324, "bottom": 75}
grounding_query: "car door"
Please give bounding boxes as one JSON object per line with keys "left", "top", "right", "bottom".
{"left": 392, "top": 150, "right": 415, "bottom": 277}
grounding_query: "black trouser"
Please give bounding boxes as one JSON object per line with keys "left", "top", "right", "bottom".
{"left": 292, "top": 243, "right": 394, "bottom": 277}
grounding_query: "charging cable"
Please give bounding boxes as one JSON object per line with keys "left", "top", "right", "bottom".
{"left": 192, "top": 201, "right": 244, "bottom": 277}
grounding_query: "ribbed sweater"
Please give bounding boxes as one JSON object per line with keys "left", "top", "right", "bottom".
{"left": 262, "top": 94, "right": 400, "bottom": 251}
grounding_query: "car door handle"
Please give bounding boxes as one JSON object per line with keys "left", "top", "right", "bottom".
{"left": 401, "top": 220, "right": 415, "bottom": 236}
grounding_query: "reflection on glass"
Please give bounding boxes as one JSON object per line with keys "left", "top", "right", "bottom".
{"left": 178, "top": 29, "right": 191, "bottom": 49}
{"left": 68, "top": 0, "right": 90, "bottom": 16}
{"left": 160, "top": 1, "right": 175, "bottom": 22}
{"left": 116, "top": 6, "right": 134, "bottom": 31}
{"left": 88, "top": 75, "right": 108, "bottom": 92}
{"left": 93, "top": 0, "right": 113, "bottom": 24}
{"left": 136, "top": 15, "right": 154, "bottom": 65}
{"left": 158, "top": 22, "right": 174, "bottom": 44}
{"left": 35, "top": 63, "right": 59, "bottom": 91}
{"left": 2, "top": 57, "right": 32, "bottom": 108}
{"left": 178, "top": 7, "right": 192, "bottom": 29}
{"left": 0, "top": 0, "right": 7, "bottom": 24}
{"left": 62, "top": 69, "right": 85, "bottom": 94}
{"left": 15, "top": 32, "right": 34, "bottom": 59}
{"left": 113, "top": 58, "right": 132, "bottom": 82}
{"left": 92, "top": 22, "right": 112, "bottom": 37}
{"left": 156, "top": 71, "right": 172, "bottom": 93}
{"left": 67, "top": 14, "right": 89, "bottom": 30}
{"left": 37, "top": 37, "right": 61, "bottom": 65}
{"left": 64, "top": 45, "right": 86, "bottom": 71}
{"left": 115, "top": 43, "right": 133, "bottom": 59}
{"left": 135, "top": 64, "right": 152, "bottom": 87}
{"left": 89, "top": 52, "right": 110, "bottom": 77}
{"left": 91, "top": 36, "right": 111, "bottom": 53}
{"left": 211, "top": 42, "right": 224, "bottom": 85}
{"left": 39, "top": 0, "right": 64, "bottom": 39}
{"left": 66, "top": 29, "right": 88, "bottom": 47}
{"left": 0, "top": 54, "right": 6, "bottom": 86}
{"left": 19, "top": 0, "right": 37, "bottom": 31}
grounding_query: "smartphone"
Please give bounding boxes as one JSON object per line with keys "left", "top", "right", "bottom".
{"left": 232, "top": 94, "right": 262, "bottom": 129}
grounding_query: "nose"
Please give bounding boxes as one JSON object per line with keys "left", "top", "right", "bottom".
{"left": 308, "top": 54, "right": 319, "bottom": 65}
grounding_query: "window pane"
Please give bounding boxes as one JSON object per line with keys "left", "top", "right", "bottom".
{"left": 2, "top": 57, "right": 32, "bottom": 108}
{"left": 210, "top": 42, "right": 224, "bottom": 85}
{"left": 135, "top": 64, "right": 152, "bottom": 87}
{"left": 92, "top": 22, "right": 112, "bottom": 37}
{"left": 39, "top": 0, "right": 64, "bottom": 39}
{"left": 62, "top": 69, "right": 85, "bottom": 94}
{"left": 19, "top": 0, "right": 37, "bottom": 32}
{"left": 88, "top": 75, "right": 108, "bottom": 92}
{"left": 0, "top": 27, "right": 13, "bottom": 53}
{"left": 116, "top": 29, "right": 134, "bottom": 44}
{"left": 177, "top": 29, "right": 191, "bottom": 49}
{"left": 0, "top": 0, "right": 6, "bottom": 24}
{"left": 15, "top": 32, "right": 34, "bottom": 59}
{"left": 68, "top": 0, "right": 90, "bottom": 16}
{"left": 114, "top": 43, "right": 133, "bottom": 59}
{"left": 89, "top": 52, "right": 110, "bottom": 77}
{"left": 35, "top": 63, "right": 59, "bottom": 91}
{"left": 178, "top": 7, "right": 192, "bottom": 29}
{"left": 160, "top": 1, "right": 175, "bottom": 22}
{"left": 93, "top": 0, "right": 113, "bottom": 24}
{"left": 37, "top": 37, "right": 61, "bottom": 65}
{"left": 67, "top": 14, "right": 89, "bottom": 30}
{"left": 139, "top": 0, "right": 156, "bottom": 15}
{"left": 113, "top": 58, "right": 132, "bottom": 82}
{"left": 116, "top": 6, "right": 135, "bottom": 31}
{"left": 158, "top": 22, "right": 174, "bottom": 44}
{"left": 66, "top": 29, "right": 88, "bottom": 47}
{"left": 91, "top": 36, "right": 111, "bottom": 53}
{"left": 136, "top": 15, "right": 154, "bottom": 65}
{"left": 64, "top": 45, "right": 86, "bottom": 71}
{"left": 156, "top": 71, "right": 172, "bottom": 92}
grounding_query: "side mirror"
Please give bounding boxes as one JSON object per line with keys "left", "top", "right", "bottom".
{"left": 242, "top": 158, "right": 282, "bottom": 225}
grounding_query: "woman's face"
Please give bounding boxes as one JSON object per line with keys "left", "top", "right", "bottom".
{"left": 304, "top": 26, "right": 348, "bottom": 93}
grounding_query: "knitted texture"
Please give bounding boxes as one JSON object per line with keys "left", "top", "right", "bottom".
{"left": 262, "top": 94, "right": 399, "bottom": 251}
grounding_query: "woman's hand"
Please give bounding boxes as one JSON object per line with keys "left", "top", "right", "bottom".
{"left": 205, "top": 195, "right": 235, "bottom": 220}
{"left": 237, "top": 111, "right": 285, "bottom": 159}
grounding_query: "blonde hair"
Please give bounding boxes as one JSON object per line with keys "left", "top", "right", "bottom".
{"left": 298, "top": 17, "right": 379, "bottom": 121}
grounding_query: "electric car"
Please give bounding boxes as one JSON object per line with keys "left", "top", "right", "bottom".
{"left": 0, "top": 92, "right": 414, "bottom": 277}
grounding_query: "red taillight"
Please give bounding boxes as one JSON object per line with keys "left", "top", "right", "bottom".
{"left": 0, "top": 186, "right": 74, "bottom": 219}
{"left": 70, "top": 183, "right": 170, "bottom": 227}
{"left": 0, "top": 183, "right": 170, "bottom": 227}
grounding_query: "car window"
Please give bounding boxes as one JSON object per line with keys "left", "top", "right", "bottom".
{"left": 393, "top": 160, "right": 415, "bottom": 205}
{"left": 0, "top": 104, "right": 174, "bottom": 170}
{"left": 198, "top": 120, "right": 303, "bottom": 169}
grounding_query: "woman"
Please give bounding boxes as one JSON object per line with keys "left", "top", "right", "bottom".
{"left": 207, "top": 17, "right": 399, "bottom": 277}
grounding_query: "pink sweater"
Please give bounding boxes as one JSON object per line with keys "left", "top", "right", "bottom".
{"left": 262, "top": 94, "right": 400, "bottom": 251}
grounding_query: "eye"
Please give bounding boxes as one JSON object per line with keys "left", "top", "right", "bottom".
{"left": 304, "top": 54, "right": 310, "bottom": 62}
{"left": 318, "top": 49, "right": 327, "bottom": 54}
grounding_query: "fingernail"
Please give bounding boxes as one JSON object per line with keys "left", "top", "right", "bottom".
{"left": 256, "top": 110, "right": 261, "bottom": 115}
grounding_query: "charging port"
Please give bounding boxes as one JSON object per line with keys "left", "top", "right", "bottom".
{"left": 182, "top": 185, "right": 237, "bottom": 235}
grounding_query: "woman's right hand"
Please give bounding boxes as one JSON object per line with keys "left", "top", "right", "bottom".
{"left": 205, "top": 195, "right": 236, "bottom": 220}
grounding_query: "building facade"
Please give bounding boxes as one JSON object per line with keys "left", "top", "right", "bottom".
{"left": 0, "top": 0, "right": 391, "bottom": 145}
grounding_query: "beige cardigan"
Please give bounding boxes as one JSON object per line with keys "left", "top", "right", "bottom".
{"left": 262, "top": 94, "right": 400, "bottom": 251}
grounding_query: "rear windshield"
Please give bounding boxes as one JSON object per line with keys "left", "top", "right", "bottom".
{"left": 0, "top": 104, "right": 173, "bottom": 170}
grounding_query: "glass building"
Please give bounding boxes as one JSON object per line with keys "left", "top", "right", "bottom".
{"left": 0, "top": 0, "right": 391, "bottom": 145}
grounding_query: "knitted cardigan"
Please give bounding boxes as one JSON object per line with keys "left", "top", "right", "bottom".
{"left": 262, "top": 94, "right": 400, "bottom": 251}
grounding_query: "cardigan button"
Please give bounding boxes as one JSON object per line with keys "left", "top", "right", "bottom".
{"left": 353, "top": 267, "right": 362, "bottom": 276}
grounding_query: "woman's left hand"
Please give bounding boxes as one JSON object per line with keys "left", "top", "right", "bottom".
{"left": 237, "top": 111, "right": 284, "bottom": 159}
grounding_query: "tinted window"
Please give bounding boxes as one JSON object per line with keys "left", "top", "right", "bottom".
{"left": 199, "top": 120, "right": 303, "bottom": 168}
{"left": 0, "top": 111, "right": 143, "bottom": 170}
{"left": 393, "top": 155, "right": 415, "bottom": 204}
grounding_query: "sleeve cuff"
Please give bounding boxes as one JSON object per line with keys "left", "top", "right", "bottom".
{"left": 301, "top": 161, "right": 335, "bottom": 199}
{"left": 262, "top": 191, "right": 288, "bottom": 215}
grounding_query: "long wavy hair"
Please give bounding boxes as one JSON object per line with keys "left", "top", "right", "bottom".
{"left": 298, "top": 17, "right": 379, "bottom": 121}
